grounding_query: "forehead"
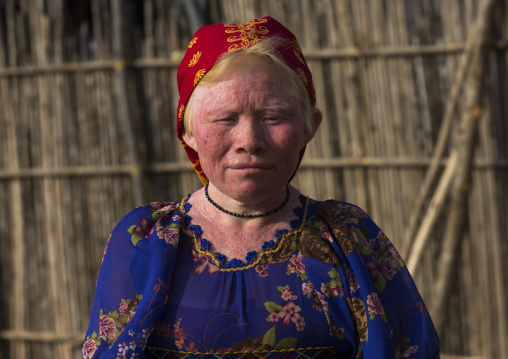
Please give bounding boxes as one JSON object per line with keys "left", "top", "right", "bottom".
{"left": 193, "top": 58, "right": 296, "bottom": 110}
{"left": 212, "top": 57, "right": 282, "bottom": 89}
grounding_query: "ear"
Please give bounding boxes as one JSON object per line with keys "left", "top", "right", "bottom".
{"left": 182, "top": 131, "right": 198, "bottom": 153}
{"left": 304, "top": 108, "right": 322, "bottom": 144}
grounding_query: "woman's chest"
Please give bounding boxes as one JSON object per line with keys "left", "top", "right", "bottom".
{"left": 146, "top": 240, "right": 337, "bottom": 356}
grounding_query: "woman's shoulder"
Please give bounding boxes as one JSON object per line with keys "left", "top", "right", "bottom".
{"left": 105, "top": 199, "right": 184, "bottom": 251}
{"left": 318, "top": 199, "right": 369, "bottom": 215}
{"left": 309, "top": 198, "right": 373, "bottom": 225}
{"left": 113, "top": 200, "right": 182, "bottom": 230}
{"left": 307, "top": 198, "right": 388, "bottom": 248}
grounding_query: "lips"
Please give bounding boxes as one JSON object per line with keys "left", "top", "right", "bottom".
{"left": 228, "top": 163, "right": 272, "bottom": 170}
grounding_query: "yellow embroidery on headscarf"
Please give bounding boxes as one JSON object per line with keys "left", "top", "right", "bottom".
{"left": 293, "top": 50, "right": 305, "bottom": 65}
{"left": 290, "top": 38, "right": 302, "bottom": 54}
{"left": 188, "top": 37, "right": 198, "bottom": 48}
{"left": 196, "top": 171, "right": 207, "bottom": 186}
{"left": 224, "top": 19, "right": 269, "bottom": 52}
{"left": 297, "top": 68, "right": 308, "bottom": 86}
{"left": 194, "top": 69, "right": 206, "bottom": 86}
{"left": 191, "top": 159, "right": 208, "bottom": 185}
{"left": 188, "top": 51, "right": 202, "bottom": 67}
{"left": 178, "top": 104, "right": 185, "bottom": 122}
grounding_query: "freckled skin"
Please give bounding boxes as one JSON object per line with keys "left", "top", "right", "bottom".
{"left": 182, "top": 58, "right": 322, "bottom": 259}
{"left": 184, "top": 58, "right": 319, "bottom": 213}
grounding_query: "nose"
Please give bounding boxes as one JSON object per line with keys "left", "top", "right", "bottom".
{"left": 233, "top": 117, "right": 266, "bottom": 154}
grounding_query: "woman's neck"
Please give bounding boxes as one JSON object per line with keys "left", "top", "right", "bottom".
{"left": 186, "top": 186, "right": 301, "bottom": 260}
{"left": 204, "top": 182, "right": 291, "bottom": 218}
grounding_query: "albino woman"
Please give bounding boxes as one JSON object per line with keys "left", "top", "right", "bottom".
{"left": 83, "top": 16, "right": 440, "bottom": 359}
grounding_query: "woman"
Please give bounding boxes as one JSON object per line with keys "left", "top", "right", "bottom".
{"left": 83, "top": 16, "right": 440, "bottom": 359}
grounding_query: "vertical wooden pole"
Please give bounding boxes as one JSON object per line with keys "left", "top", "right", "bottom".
{"left": 51, "top": 1, "right": 73, "bottom": 357}
{"left": 29, "top": 1, "right": 70, "bottom": 357}
{"left": 431, "top": 0, "right": 496, "bottom": 339}
{"left": 111, "top": 0, "right": 145, "bottom": 206}
{"left": 335, "top": 0, "right": 368, "bottom": 208}
{"left": 0, "top": 2, "right": 25, "bottom": 357}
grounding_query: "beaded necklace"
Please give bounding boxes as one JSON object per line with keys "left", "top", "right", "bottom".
{"left": 204, "top": 182, "right": 290, "bottom": 218}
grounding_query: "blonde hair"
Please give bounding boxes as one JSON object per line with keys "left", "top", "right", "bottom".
{"left": 183, "top": 37, "right": 313, "bottom": 136}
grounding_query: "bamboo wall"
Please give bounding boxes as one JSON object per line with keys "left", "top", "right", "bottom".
{"left": 0, "top": 0, "right": 507, "bottom": 358}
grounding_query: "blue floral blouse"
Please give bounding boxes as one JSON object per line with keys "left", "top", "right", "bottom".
{"left": 82, "top": 194, "right": 439, "bottom": 359}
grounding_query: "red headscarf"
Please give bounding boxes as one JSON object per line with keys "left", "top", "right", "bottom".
{"left": 176, "top": 16, "right": 315, "bottom": 185}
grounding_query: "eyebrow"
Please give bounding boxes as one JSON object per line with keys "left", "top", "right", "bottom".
{"left": 204, "top": 102, "right": 295, "bottom": 118}
{"left": 259, "top": 101, "right": 294, "bottom": 113}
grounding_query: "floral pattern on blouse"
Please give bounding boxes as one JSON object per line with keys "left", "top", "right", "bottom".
{"left": 83, "top": 197, "right": 439, "bottom": 358}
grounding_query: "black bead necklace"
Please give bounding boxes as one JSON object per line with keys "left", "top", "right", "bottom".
{"left": 204, "top": 182, "right": 290, "bottom": 218}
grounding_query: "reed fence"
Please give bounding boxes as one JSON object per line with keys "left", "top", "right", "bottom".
{"left": 0, "top": 0, "right": 507, "bottom": 358}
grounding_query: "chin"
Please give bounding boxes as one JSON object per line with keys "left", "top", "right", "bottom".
{"left": 232, "top": 179, "right": 287, "bottom": 200}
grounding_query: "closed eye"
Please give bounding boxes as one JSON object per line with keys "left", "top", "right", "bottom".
{"left": 217, "top": 118, "right": 237, "bottom": 124}
{"left": 264, "top": 116, "right": 282, "bottom": 123}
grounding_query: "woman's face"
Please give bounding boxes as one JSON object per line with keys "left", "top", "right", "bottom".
{"left": 183, "top": 58, "right": 320, "bottom": 204}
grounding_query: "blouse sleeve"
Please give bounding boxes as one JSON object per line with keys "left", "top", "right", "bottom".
{"left": 315, "top": 200, "right": 440, "bottom": 358}
{"left": 82, "top": 202, "right": 182, "bottom": 359}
